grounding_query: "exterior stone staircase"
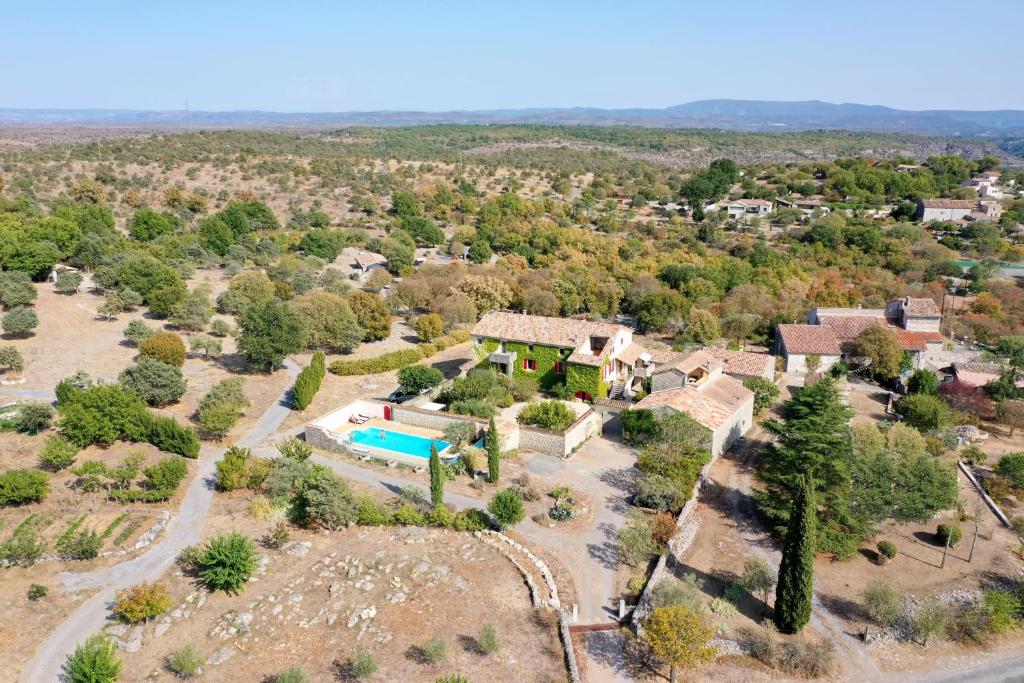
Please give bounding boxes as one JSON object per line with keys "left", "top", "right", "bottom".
{"left": 609, "top": 378, "right": 625, "bottom": 399}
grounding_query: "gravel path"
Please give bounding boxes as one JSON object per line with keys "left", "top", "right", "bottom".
{"left": 19, "top": 360, "right": 299, "bottom": 683}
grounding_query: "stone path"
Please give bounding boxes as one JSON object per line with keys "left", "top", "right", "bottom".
{"left": 19, "top": 360, "right": 299, "bottom": 683}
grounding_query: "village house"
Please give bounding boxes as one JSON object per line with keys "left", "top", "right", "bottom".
{"left": 776, "top": 197, "right": 831, "bottom": 217}
{"left": 774, "top": 297, "right": 944, "bottom": 373}
{"left": 473, "top": 312, "right": 769, "bottom": 456}
{"left": 950, "top": 361, "right": 1023, "bottom": 389}
{"left": 471, "top": 311, "right": 651, "bottom": 401}
{"left": 634, "top": 351, "right": 755, "bottom": 457}
{"left": 722, "top": 198, "right": 773, "bottom": 220}
{"left": 351, "top": 251, "right": 388, "bottom": 275}
{"left": 916, "top": 198, "right": 978, "bottom": 222}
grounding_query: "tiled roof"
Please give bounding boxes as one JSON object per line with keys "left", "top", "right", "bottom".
{"left": 701, "top": 348, "right": 775, "bottom": 378}
{"left": 900, "top": 297, "right": 941, "bottom": 318}
{"left": 616, "top": 342, "right": 646, "bottom": 367}
{"left": 892, "top": 328, "right": 943, "bottom": 351}
{"left": 636, "top": 375, "right": 753, "bottom": 430}
{"left": 818, "top": 315, "right": 886, "bottom": 341}
{"left": 472, "top": 312, "right": 626, "bottom": 369}
{"left": 655, "top": 348, "right": 773, "bottom": 379}
{"left": 353, "top": 251, "right": 387, "bottom": 268}
{"left": 729, "top": 198, "right": 772, "bottom": 206}
{"left": 776, "top": 324, "right": 842, "bottom": 355}
{"left": 920, "top": 199, "right": 976, "bottom": 209}
{"left": 953, "top": 362, "right": 1021, "bottom": 388}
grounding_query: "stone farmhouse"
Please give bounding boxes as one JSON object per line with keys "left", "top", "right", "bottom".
{"left": 775, "top": 296, "right": 944, "bottom": 373}
{"left": 473, "top": 312, "right": 772, "bottom": 456}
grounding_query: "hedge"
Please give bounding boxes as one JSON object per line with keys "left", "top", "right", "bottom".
{"left": 108, "top": 488, "right": 176, "bottom": 503}
{"left": 329, "top": 329, "right": 470, "bottom": 377}
{"left": 292, "top": 351, "right": 326, "bottom": 410}
{"left": 147, "top": 414, "right": 200, "bottom": 458}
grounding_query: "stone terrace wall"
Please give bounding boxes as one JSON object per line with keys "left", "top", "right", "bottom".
{"left": 518, "top": 409, "right": 601, "bottom": 458}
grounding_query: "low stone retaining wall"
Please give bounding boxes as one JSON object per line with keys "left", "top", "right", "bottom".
{"left": 958, "top": 460, "right": 1013, "bottom": 529}
{"left": 390, "top": 404, "right": 486, "bottom": 436}
{"left": 558, "top": 609, "right": 583, "bottom": 683}
{"left": 474, "top": 529, "right": 560, "bottom": 608}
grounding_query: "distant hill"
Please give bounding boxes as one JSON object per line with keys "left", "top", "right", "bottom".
{"left": 2, "top": 100, "right": 1024, "bottom": 137}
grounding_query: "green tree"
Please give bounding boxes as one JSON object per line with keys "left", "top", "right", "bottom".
{"left": 742, "top": 556, "right": 777, "bottom": 613}
{"left": 429, "top": 442, "right": 444, "bottom": 506}
{"left": 123, "top": 320, "right": 154, "bottom": 346}
{"left": 119, "top": 358, "right": 187, "bottom": 407}
{"left": 488, "top": 488, "right": 523, "bottom": 528}
{"left": 907, "top": 369, "right": 939, "bottom": 395}
{"left": 774, "top": 476, "right": 815, "bottom": 634}
{"left": 195, "top": 532, "right": 258, "bottom": 593}
{"left": 397, "top": 364, "right": 444, "bottom": 394}
{"left": 644, "top": 605, "right": 716, "bottom": 683}
{"left": 289, "top": 291, "right": 363, "bottom": 353}
{"left": 414, "top": 313, "right": 444, "bottom": 342}
{"left": 112, "top": 582, "right": 173, "bottom": 623}
{"left": 347, "top": 290, "right": 392, "bottom": 342}
{"left": 486, "top": 416, "right": 500, "bottom": 483}
{"left": 853, "top": 325, "right": 904, "bottom": 381}
{"left": 680, "top": 307, "right": 721, "bottom": 345}
{"left": 2, "top": 307, "right": 38, "bottom": 337}
{"left": 294, "top": 465, "right": 358, "bottom": 530}
{"left": 62, "top": 635, "right": 122, "bottom": 683}
{"left": 467, "top": 239, "right": 493, "bottom": 264}
{"left": 996, "top": 452, "right": 1024, "bottom": 488}
{"left": 55, "top": 269, "right": 83, "bottom": 294}
{"left": 16, "top": 401, "right": 54, "bottom": 433}
{"left": 896, "top": 394, "right": 952, "bottom": 431}
{"left": 744, "top": 377, "right": 780, "bottom": 415}
{"left": 128, "top": 207, "right": 180, "bottom": 241}
{"left": 237, "top": 300, "right": 306, "bottom": 372}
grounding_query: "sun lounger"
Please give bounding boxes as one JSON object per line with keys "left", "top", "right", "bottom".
{"left": 347, "top": 444, "right": 369, "bottom": 455}
{"left": 349, "top": 414, "right": 368, "bottom": 424}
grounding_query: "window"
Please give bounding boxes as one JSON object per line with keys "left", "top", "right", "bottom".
{"left": 554, "top": 361, "right": 566, "bottom": 374}
{"left": 522, "top": 358, "right": 536, "bottom": 371}
{"left": 528, "top": 344, "right": 534, "bottom": 352}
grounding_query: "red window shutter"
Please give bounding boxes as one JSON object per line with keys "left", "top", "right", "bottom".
{"left": 522, "top": 359, "right": 528, "bottom": 370}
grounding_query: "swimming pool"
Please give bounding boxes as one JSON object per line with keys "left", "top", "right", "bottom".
{"left": 349, "top": 427, "right": 451, "bottom": 459}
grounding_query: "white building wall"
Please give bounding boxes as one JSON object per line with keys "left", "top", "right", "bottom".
{"left": 710, "top": 395, "right": 754, "bottom": 457}
{"left": 783, "top": 352, "right": 841, "bottom": 374}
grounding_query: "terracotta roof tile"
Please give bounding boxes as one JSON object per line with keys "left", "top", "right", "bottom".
{"left": 471, "top": 312, "right": 624, "bottom": 350}
{"left": 776, "top": 324, "right": 842, "bottom": 355}
{"left": 636, "top": 375, "right": 753, "bottom": 430}
{"left": 900, "top": 297, "right": 941, "bottom": 318}
{"left": 921, "top": 199, "right": 976, "bottom": 209}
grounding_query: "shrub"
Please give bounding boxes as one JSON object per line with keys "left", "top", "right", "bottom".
{"left": 621, "top": 408, "right": 660, "bottom": 443}
{"left": 144, "top": 456, "right": 189, "bottom": 491}
{"left": 264, "top": 521, "right": 291, "bottom": 549}
{"left": 62, "top": 635, "right": 122, "bottom": 683}
{"left": 292, "top": 351, "right": 326, "bottom": 410}
{"left": 877, "top": 540, "right": 897, "bottom": 562}
{"left": 907, "top": 369, "right": 939, "bottom": 395}
{"left": 195, "top": 377, "right": 250, "bottom": 439}
{"left": 635, "top": 474, "right": 689, "bottom": 513}
{"left": 356, "top": 495, "right": 390, "bottom": 526}
{"left": 350, "top": 650, "right": 377, "bottom": 679}
{"left": 516, "top": 400, "right": 576, "bottom": 432}
{"left": 452, "top": 508, "right": 490, "bottom": 532}
{"left": 0, "top": 345, "right": 24, "bottom": 373}
{"left": 0, "top": 468, "right": 49, "bottom": 505}
{"left": 896, "top": 394, "right": 952, "bottom": 431}
{"left": 215, "top": 446, "right": 269, "bottom": 491}
{"left": 414, "top": 313, "right": 444, "bottom": 341}
{"left": 166, "top": 644, "right": 203, "bottom": 679}
{"left": 478, "top": 624, "right": 500, "bottom": 654}
{"left": 488, "top": 488, "right": 524, "bottom": 528}
{"left": 983, "top": 589, "right": 1022, "bottom": 633}
{"left": 112, "top": 582, "right": 172, "bottom": 623}
{"left": 147, "top": 414, "right": 200, "bottom": 458}
{"left": 294, "top": 465, "right": 358, "bottom": 530}
{"left": 422, "top": 635, "right": 448, "bottom": 663}
{"left": 651, "top": 512, "right": 677, "bottom": 545}
{"left": 744, "top": 377, "right": 780, "bottom": 414}
{"left": 139, "top": 331, "right": 186, "bottom": 367}
{"left": 937, "top": 523, "right": 962, "bottom": 547}
{"left": 995, "top": 452, "right": 1024, "bottom": 489}
{"left": 27, "top": 583, "right": 48, "bottom": 600}
{"left": 398, "top": 364, "right": 444, "bottom": 394}
{"left": 278, "top": 436, "right": 313, "bottom": 462}
{"left": 2, "top": 307, "right": 38, "bottom": 336}
{"left": 275, "top": 666, "right": 309, "bottom": 683}
{"left": 778, "top": 639, "right": 835, "bottom": 677}
{"left": 195, "top": 532, "right": 258, "bottom": 593}
{"left": 912, "top": 599, "right": 950, "bottom": 646}
{"left": 329, "top": 348, "right": 423, "bottom": 376}
{"left": 391, "top": 503, "right": 426, "bottom": 527}
{"left": 119, "top": 358, "right": 187, "bottom": 406}
{"left": 863, "top": 581, "right": 903, "bottom": 627}
{"left": 189, "top": 334, "right": 222, "bottom": 357}
{"left": 710, "top": 597, "right": 737, "bottom": 617}
{"left": 57, "top": 529, "right": 102, "bottom": 560}
{"left": 16, "top": 401, "right": 54, "bottom": 433}
{"left": 618, "top": 510, "right": 661, "bottom": 567}
{"left": 122, "top": 321, "right": 154, "bottom": 348}
{"left": 650, "top": 575, "right": 704, "bottom": 612}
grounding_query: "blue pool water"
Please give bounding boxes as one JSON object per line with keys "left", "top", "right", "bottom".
{"left": 350, "top": 428, "right": 451, "bottom": 459}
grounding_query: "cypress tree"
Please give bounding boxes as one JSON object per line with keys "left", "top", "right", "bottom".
{"left": 773, "top": 475, "right": 815, "bottom": 634}
{"left": 486, "top": 416, "right": 500, "bottom": 483}
{"left": 429, "top": 442, "right": 444, "bottom": 506}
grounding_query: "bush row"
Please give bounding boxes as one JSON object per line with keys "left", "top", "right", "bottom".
{"left": 292, "top": 351, "right": 325, "bottom": 410}
{"left": 329, "top": 329, "right": 470, "bottom": 376}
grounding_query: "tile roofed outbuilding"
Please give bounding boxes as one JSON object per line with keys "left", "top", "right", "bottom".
{"left": 635, "top": 375, "right": 753, "bottom": 430}
{"left": 920, "top": 199, "right": 976, "bottom": 209}
{"left": 471, "top": 311, "right": 623, "bottom": 349}
{"left": 701, "top": 348, "right": 775, "bottom": 378}
{"left": 776, "top": 324, "right": 842, "bottom": 355}
{"left": 900, "top": 297, "right": 941, "bottom": 318}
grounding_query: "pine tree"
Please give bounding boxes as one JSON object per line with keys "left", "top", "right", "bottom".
{"left": 429, "top": 442, "right": 444, "bottom": 506}
{"left": 774, "top": 476, "right": 815, "bottom": 634}
{"left": 486, "top": 416, "right": 500, "bottom": 483}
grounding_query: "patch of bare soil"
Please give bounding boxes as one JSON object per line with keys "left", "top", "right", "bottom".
{"left": 112, "top": 525, "right": 566, "bottom": 682}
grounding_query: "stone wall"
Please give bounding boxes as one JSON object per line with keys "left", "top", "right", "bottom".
{"left": 518, "top": 409, "right": 601, "bottom": 458}
{"left": 390, "top": 404, "right": 486, "bottom": 436}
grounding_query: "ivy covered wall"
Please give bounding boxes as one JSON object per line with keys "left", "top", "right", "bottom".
{"left": 503, "top": 341, "right": 569, "bottom": 389}
{"left": 566, "top": 361, "right": 608, "bottom": 399}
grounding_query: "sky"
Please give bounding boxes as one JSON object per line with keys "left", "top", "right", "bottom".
{"left": 3, "top": 0, "right": 1023, "bottom": 112}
